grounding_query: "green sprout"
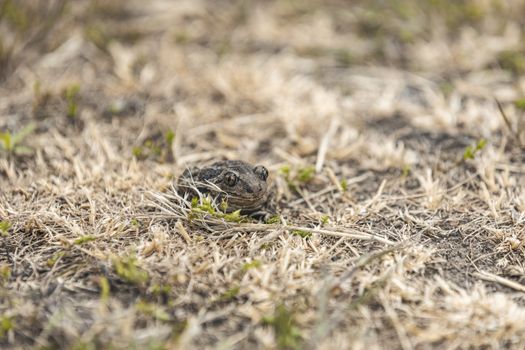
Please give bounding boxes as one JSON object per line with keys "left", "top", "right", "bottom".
{"left": 0, "top": 122, "right": 36, "bottom": 157}
{"left": 174, "top": 31, "right": 189, "bottom": 44}
{"left": 172, "top": 320, "right": 188, "bottom": 341}
{"left": 135, "top": 300, "right": 171, "bottom": 321}
{"left": 262, "top": 305, "right": 302, "bottom": 350}
{"left": 0, "top": 265, "right": 10, "bottom": 285}
{"left": 218, "top": 285, "right": 240, "bottom": 302}
{"left": 165, "top": 129, "right": 175, "bottom": 147}
{"left": 340, "top": 178, "right": 348, "bottom": 192}
{"left": 132, "top": 146, "right": 143, "bottom": 158}
{"left": 98, "top": 276, "right": 110, "bottom": 300}
{"left": 1, "top": 0, "right": 28, "bottom": 32}
{"left": 64, "top": 84, "right": 80, "bottom": 118}
{"left": 297, "top": 166, "right": 315, "bottom": 182}
{"left": 463, "top": 139, "right": 487, "bottom": 160}
{"left": 84, "top": 25, "right": 110, "bottom": 51}
{"left": 189, "top": 196, "right": 248, "bottom": 223}
{"left": 279, "top": 164, "right": 291, "bottom": 177}
{"left": 144, "top": 140, "right": 161, "bottom": 156}
{"left": 70, "top": 341, "right": 97, "bottom": 350}
{"left": 0, "top": 220, "right": 11, "bottom": 237}
{"left": 112, "top": 254, "right": 149, "bottom": 285}
{"left": 242, "top": 260, "right": 262, "bottom": 272}
{"left": 132, "top": 129, "right": 175, "bottom": 162}
{"left": 279, "top": 164, "right": 316, "bottom": 191}
{"left": 291, "top": 230, "right": 312, "bottom": 239}
{"left": 514, "top": 98, "right": 525, "bottom": 110}
{"left": 151, "top": 284, "right": 172, "bottom": 296}
{"left": 46, "top": 252, "right": 64, "bottom": 268}
{"left": 0, "top": 315, "right": 14, "bottom": 339}
{"left": 190, "top": 196, "right": 215, "bottom": 215}
{"left": 498, "top": 50, "right": 525, "bottom": 75}
{"left": 402, "top": 165, "right": 411, "bottom": 177}
{"left": 265, "top": 214, "right": 281, "bottom": 224}
{"left": 74, "top": 235, "right": 96, "bottom": 245}
{"left": 219, "top": 199, "right": 229, "bottom": 212}
{"left": 259, "top": 242, "right": 273, "bottom": 250}
{"left": 223, "top": 210, "right": 244, "bottom": 222}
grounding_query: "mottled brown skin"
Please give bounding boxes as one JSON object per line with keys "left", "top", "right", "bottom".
{"left": 178, "top": 160, "right": 271, "bottom": 215}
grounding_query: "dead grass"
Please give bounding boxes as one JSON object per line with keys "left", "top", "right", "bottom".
{"left": 1, "top": 0, "right": 525, "bottom": 349}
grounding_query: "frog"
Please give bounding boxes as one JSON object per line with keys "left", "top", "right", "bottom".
{"left": 177, "top": 160, "right": 273, "bottom": 216}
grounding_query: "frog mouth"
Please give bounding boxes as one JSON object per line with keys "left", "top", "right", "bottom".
{"left": 179, "top": 179, "right": 267, "bottom": 212}
{"left": 224, "top": 193, "right": 267, "bottom": 212}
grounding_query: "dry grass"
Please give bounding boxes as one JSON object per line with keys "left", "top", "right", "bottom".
{"left": 1, "top": 0, "right": 525, "bottom": 349}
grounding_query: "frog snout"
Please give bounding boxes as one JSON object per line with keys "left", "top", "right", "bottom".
{"left": 246, "top": 183, "right": 264, "bottom": 195}
{"left": 247, "top": 184, "right": 263, "bottom": 194}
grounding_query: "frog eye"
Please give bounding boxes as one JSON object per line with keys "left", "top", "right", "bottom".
{"left": 253, "top": 165, "right": 268, "bottom": 181}
{"left": 224, "top": 172, "right": 238, "bottom": 186}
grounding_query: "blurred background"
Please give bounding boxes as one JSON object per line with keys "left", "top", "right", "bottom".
{"left": 1, "top": 0, "right": 524, "bottom": 169}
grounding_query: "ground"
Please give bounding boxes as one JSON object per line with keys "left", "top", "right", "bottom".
{"left": 1, "top": 0, "right": 525, "bottom": 349}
